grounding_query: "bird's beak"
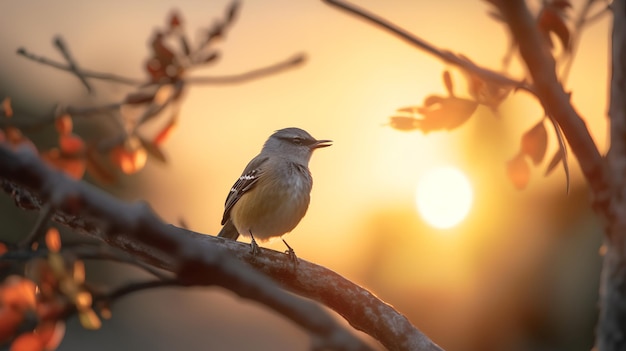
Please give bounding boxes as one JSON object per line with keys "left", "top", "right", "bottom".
{"left": 311, "top": 139, "right": 332, "bottom": 149}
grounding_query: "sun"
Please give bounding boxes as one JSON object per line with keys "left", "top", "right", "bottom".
{"left": 415, "top": 166, "right": 473, "bottom": 230}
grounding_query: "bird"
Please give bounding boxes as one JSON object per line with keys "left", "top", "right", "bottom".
{"left": 217, "top": 127, "right": 332, "bottom": 262}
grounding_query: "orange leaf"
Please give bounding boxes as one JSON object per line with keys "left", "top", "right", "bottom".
{"left": 109, "top": 143, "right": 148, "bottom": 174}
{"left": 416, "top": 96, "right": 478, "bottom": 133}
{"left": 35, "top": 321, "right": 65, "bottom": 351}
{"left": 388, "top": 116, "right": 419, "bottom": 131}
{"left": 0, "top": 307, "right": 23, "bottom": 344}
{"left": 521, "top": 120, "right": 548, "bottom": 165}
{"left": 506, "top": 152, "right": 531, "bottom": 190}
{"left": 0, "top": 242, "right": 7, "bottom": 255}
{"left": 45, "top": 228, "right": 61, "bottom": 253}
{"left": 59, "top": 134, "right": 86, "bottom": 156}
{"left": 54, "top": 115, "right": 73, "bottom": 136}
{"left": 153, "top": 114, "right": 178, "bottom": 145}
{"left": 2, "top": 276, "right": 37, "bottom": 311}
{"left": 41, "top": 149, "right": 86, "bottom": 180}
{"left": 10, "top": 332, "right": 45, "bottom": 351}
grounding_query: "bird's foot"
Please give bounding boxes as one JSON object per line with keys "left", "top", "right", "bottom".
{"left": 282, "top": 239, "right": 298, "bottom": 266}
{"left": 250, "top": 234, "right": 260, "bottom": 256}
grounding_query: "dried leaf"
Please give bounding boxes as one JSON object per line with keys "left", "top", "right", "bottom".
{"left": 545, "top": 150, "right": 563, "bottom": 176}
{"left": 78, "top": 309, "right": 101, "bottom": 330}
{"left": 388, "top": 116, "right": 419, "bottom": 131}
{"left": 442, "top": 70, "right": 454, "bottom": 96}
{"left": 415, "top": 96, "right": 478, "bottom": 133}
{"left": 506, "top": 152, "right": 531, "bottom": 190}
{"left": 521, "top": 120, "right": 548, "bottom": 165}
{"left": 45, "top": 228, "right": 61, "bottom": 253}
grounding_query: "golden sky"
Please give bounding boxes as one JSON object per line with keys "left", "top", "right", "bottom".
{"left": 0, "top": 0, "right": 611, "bottom": 350}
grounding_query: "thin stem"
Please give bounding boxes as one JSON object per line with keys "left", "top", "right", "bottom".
{"left": 53, "top": 36, "right": 93, "bottom": 93}
{"left": 16, "top": 47, "right": 143, "bottom": 86}
{"left": 321, "top": 0, "right": 535, "bottom": 94}
{"left": 185, "top": 53, "right": 306, "bottom": 85}
{"left": 18, "top": 202, "right": 53, "bottom": 249}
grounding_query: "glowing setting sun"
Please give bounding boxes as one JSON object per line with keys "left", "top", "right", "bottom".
{"left": 415, "top": 166, "right": 473, "bottom": 229}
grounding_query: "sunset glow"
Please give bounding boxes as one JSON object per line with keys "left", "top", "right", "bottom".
{"left": 415, "top": 166, "right": 473, "bottom": 229}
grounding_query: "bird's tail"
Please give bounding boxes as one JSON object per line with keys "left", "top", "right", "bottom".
{"left": 217, "top": 220, "right": 240, "bottom": 240}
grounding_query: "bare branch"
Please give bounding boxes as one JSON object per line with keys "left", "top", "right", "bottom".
{"left": 0, "top": 144, "right": 443, "bottom": 351}
{"left": 184, "top": 53, "right": 306, "bottom": 84}
{"left": 321, "top": 0, "right": 534, "bottom": 95}
{"left": 53, "top": 36, "right": 94, "bottom": 93}
{"left": 16, "top": 47, "right": 143, "bottom": 86}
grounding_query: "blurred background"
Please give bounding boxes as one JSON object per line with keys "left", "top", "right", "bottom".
{"left": 0, "top": 0, "right": 608, "bottom": 350}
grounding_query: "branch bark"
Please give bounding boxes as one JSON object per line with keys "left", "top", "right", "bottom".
{"left": 0, "top": 144, "right": 443, "bottom": 351}
{"left": 600, "top": 0, "right": 626, "bottom": 349}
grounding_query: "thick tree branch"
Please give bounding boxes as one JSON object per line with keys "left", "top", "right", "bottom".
{"left": 494, "top": 0, "right": 609, "bottom": 209}
{"left": 0, "top": 144, "right": 442, "bottom": 351}
{"left": 0, "top": 145, "right": 375, "bottom": 351}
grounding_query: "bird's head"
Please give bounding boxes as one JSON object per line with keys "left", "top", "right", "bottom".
{"left": 263, "top": 127, "right": 332, "bottom": 164}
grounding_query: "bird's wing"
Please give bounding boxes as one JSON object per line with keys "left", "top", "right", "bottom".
{"left": 221, "top": 156, "right": 269, "bottom": 225}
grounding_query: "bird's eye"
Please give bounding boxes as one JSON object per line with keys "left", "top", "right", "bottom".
{"left": 292, "top": 137, "right": 303, "bottom": 145}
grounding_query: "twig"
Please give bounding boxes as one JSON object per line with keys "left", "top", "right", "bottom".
{"left": 321, "top": 0, "right": 535, "bottom": 95}
{"left": 96, "top": 279, "right": 179, "bottom": 303}
{"left": 185, "top": 53, "right": 307, "bottom": 85}
{"left": 18, "top": 202, "right": 53, "bottom": 249}
{"left": 53, "top": 36, "right": 93, "bottom": 94}
{"left": 16, "top": 47, "right": 143, "bottom": 86}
